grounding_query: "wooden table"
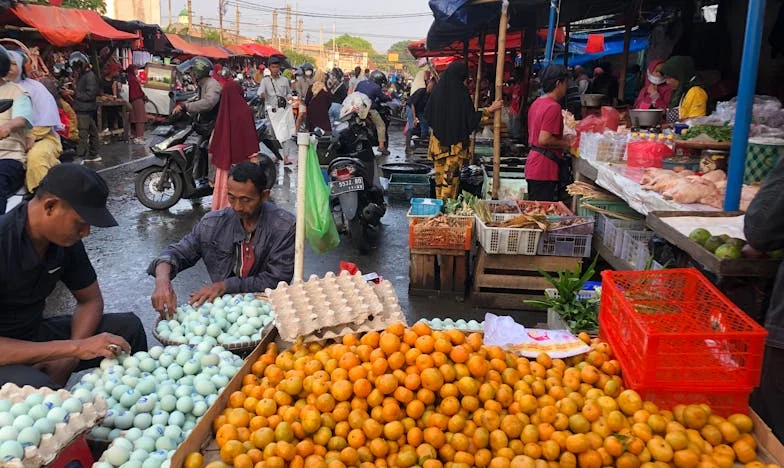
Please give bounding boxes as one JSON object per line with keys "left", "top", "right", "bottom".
{"left": 97, "top": 100, "right": 130, "bottom": 141}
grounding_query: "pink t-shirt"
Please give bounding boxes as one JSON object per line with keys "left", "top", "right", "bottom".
{"left": 525, "top": 95, "right": 563, "bottom": 182}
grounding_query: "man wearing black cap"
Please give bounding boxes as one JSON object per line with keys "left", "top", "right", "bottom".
{"left": 0, "top": 164, "right": 147, "bottom": 388}
{"left": 525, "top": 64, "right": 573, "bottom": 201}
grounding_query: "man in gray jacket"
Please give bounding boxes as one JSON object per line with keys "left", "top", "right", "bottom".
{"left": 148, "top": 162, "right": 295, "bottom": 313}
{"left": 70, "top": 52, "right": 100, "bottom": 163}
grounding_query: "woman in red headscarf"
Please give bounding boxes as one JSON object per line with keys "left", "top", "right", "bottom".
{"left": 634, "top": 59, "right": 673, "bottom": 110}
{"left": 126, "top": 65, "right": 147, "bottom": 143}
{"left": 209, "top": 67, "right": 259, "bottom": 211}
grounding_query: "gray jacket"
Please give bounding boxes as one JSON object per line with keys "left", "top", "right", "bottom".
{"left": 73, "top": 70, "right": 99, "bottom": 113}
{"left": 148, "top": 203, "right": 295, "bottom": 293}
{"left": 184, "top": 76, "right": 222, "bottom": 114}
{"left": 745, "top": 156, "right": 784, "bottom": 349}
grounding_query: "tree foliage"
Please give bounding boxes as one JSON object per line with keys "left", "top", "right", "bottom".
{"left": 30, "top": 0, "right": 106, "bottom": 13}
{"left": 254, "top": 36, "right": 268, "bottom": 45}
{"left": 283, "top": 49, "right": 317, "bottom": 68}
{"left": 324, "top": 34, "right": 376, "bottom": 55}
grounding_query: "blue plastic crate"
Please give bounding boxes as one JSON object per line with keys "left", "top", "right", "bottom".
{"left": 410, "top": 198, "right": 443, "bottom": 216}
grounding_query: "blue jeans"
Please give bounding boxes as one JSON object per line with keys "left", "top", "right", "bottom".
{"left": 0, "top": 159, "right": 24, "bottom": 213}
{"left": 406, "top": 107, "right": 429, "bottom": 137}
{"left": 329, "top": 103, "right": 342, "bottom": 126}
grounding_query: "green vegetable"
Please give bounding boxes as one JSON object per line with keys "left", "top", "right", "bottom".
{"left": 525, "top": 256, "right": 600, "bottom": 333}
{"left": 680, "top": 125, "right": 733, "bottom": 142}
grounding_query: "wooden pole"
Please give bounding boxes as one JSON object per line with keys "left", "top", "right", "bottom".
{"left": 470, "top": 30, "right": 486, "bottom": 158}
{"left": 294, "top": 133, "right": 309, "bottom": 282}
{"left": 618, "top": 14, "right": 633, "bottom": 102}
{"left": 492, "top": 0, "right": 509, "bottom": 200}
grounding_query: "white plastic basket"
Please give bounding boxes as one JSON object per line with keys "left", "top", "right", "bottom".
{"left": 602, "top": 215, "right": 645, "bottom": 256}
{"left": 620, "top": 230, "right": 655, "bottom": 270}
{"left": 476, "top": 215, "right": 542, "bottom": 255}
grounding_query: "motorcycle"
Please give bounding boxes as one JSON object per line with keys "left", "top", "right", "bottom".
{"left": 134, "top": 111, "right": 278, "bottom": 210}
{"left": 326, "top": 94, "right": 386, "bottom": 253}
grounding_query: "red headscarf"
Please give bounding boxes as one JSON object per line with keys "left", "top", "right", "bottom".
{"left": 126, "top": 65, "right": 144, "bottom": 101}
{"left": 633, "top": 59, "right": 673, "bottom": 110}
{"left": 209, "top": 79, "right": 258, "bottom": 170}
{"left": 213, "top": 63, "right": 230, "bottom": 86}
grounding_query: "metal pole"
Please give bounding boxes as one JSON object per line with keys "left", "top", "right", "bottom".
{"left": 294, "top": 132, "right": 309, "bottom": 282}
{"left": 564, "top": 23, "right": 570, "bottom": 68}
{"left": 726, "top": 0, "right": 767, "bottom": 210}
{"left": 543, "top": 0, "right": 557, "bottom": 65}
{"left": 492, "top": 0, "right": 509, "bottom": 199}
{"left": 471, "top": 30, "right": 486, "bottom": 159}
{"left": 618, "top": 21, "right": 632, "bottom": 102}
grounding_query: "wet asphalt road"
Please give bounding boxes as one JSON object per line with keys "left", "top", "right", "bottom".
{"left": 45, "top": 126, "right": 542, "bottom": 347}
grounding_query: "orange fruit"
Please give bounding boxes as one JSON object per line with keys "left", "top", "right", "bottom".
{"left": 220, "top": 440, "right": 245, "bottom": 463}
{"left": 379, "top": 332, "right": 401, "bottom": 355}
{"left": 420, "top": 368, "right": 444, "bottom": 391}
{"left": 216, "top": 424, "right": 239, "bottom": 447}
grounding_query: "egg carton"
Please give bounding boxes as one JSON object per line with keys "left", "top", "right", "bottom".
{"left": 0, "top": 384, "right": 106, "bottom": 468}
{"left": 267, "top": 271, "right": 389, "bottom": 342}
{"left": 298, "top": 279, "right": 407, "bottom": 343}
{"left": 418, "top": 318, "right": 484, "bottom": 333}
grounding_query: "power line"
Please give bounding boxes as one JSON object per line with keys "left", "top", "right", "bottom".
{"left": 197, "top": 16, "right": 420, "bottom": 40}
{"left": 227, "top": 0, "right": 432, "bottom": 19}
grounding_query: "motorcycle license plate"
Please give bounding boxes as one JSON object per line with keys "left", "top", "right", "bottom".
{"left": 330, "top": 177, "right": 364, "bottom": 195}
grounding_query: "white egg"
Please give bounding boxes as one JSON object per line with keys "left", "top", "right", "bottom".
{"left": 210, "top": 374, "right": 229, "bottom": 389}
{"left": 104, "top": 444, "right": 131, "bottom": 466}
{"left": 200, "top": 353, "right": 219, "bottom": 367}
{"left": 0, "top": 440, "right": 24, "bottom": 461}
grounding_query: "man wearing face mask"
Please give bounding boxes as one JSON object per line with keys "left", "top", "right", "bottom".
{"left": 294, "top": 62, "right": 315, "bottom": 98}
{"left": 149, "top": 162, "right": 295, "bottom": 314}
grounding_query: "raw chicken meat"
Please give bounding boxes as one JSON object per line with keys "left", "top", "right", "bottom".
{"left": 640, "top": 169, "right": 675, "bottom": 185}
{"left": 741, "top": 185, "right": 760, "bottom": 211}
{"left": 662, "top": 176, "right": 721, "bottom": 205}
{"left": 702, "top": 169, "right": 727, "bottom": 183}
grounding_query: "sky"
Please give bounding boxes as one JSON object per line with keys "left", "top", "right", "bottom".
{"left": 164, "top": 0, "right": 435, "bottom": 52}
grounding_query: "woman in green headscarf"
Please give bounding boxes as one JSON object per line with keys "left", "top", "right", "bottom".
{"left": 660, "top": 56, "right": 708, "bottom": 122}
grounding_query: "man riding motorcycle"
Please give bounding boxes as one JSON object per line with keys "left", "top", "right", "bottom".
{"left": 173, "top": 56, "right": 221, "bottom": 187}
{"left": 354, "top": 70, "right": 390, "bottom": 156}
{"left": 294, "top": 62, "right": 315, "bottom": 98}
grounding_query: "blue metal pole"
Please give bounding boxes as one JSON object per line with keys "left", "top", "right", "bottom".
{"left": 543, "top": 0, "right": 557, "bottom": 65}
{"left": 725, "top": 0, "right": 767, "bottom": 211}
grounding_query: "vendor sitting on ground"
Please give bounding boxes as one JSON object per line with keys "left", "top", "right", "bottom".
{"left": 149, "top": 162, "right": 295, "bottom": 314}
{"left": 0, "top": 164, "right": 147, "bottom": 388}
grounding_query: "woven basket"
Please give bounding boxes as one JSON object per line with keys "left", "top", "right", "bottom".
{"left": 0, "top": 38, "right": 49, "bottom": 79}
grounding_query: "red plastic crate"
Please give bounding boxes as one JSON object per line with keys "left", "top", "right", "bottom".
{"left": 630, "top": 383, "right": 752, "bottom": 417}
{"left": 599, "top": 268, "right": 767, "bottom": 389}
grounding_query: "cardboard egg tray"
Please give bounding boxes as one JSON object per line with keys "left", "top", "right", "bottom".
{"left": 267, "top": 271, "right": 406, "bottom": 342}
{"left": 0, "top": 383, "right": 107, "bottom": 468}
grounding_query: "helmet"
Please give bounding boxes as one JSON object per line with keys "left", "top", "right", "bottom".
{"left": 177, "top": 56, "right": 213, "bottom": 81}
{"left": 52, "top": 62, "right": 71, "bottom": 79}
{"left": 340, "top": 92, "right": 371, "bottom": 120}
{"left": 0, "top": 46, "right": 9, "bottom": 78}
{"left": 369, "top": 70, "right": 387, "bottom": 87}
{"left": 68, "top": 51, "right": 90, "bottom": 70}
{"left": 301, "top": 62, "right": 314, "bottom": 72}
{"left": 330, "top": 67, "right": 344, "bottom": 83}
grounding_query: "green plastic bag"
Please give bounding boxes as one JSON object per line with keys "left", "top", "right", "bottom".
{"left": 304, "top": 143, "right": 340, "bottom": 253}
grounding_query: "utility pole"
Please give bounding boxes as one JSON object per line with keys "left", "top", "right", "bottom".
{"left": 167, "top": 0, "right": 171, "bottom": 26}
{"left": 285, "top": 5, "right": 292, "bottom": 46}
{"left": 272, "top": 9, "right": 278, "bottom": 46}
{"left": 235, "top": 2, "right": 240, "bottom": 42}
{"left": 186, "top": 0, "right": 192, "bottom": 35}
{"left": 218, "top": 0, "right": 227, "bottom": 44}
{"left": 297, "top": 18, "right": 303, "bottom": 51}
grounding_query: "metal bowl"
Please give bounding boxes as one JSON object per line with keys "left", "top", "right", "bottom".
{"left": 629, "top": 109, "right": 664, "bottom": 127}
{"left": 581, "top": 94, "right": 605, "bottom": 107}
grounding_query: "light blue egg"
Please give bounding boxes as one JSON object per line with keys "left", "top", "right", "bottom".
{"left": 205, "top": 394, "right": 217, "bottom": 406}
{"left": 0, "top": 427, "right": 18, "bottom": 443}
{"left": 151, "top": 411, "right": 169, "bottom": 426}
{"left": 72, "top": 388, "right": 94, "bottom": 404}
{"left": 191, "top": 401, "right": 208, "bottom": 417}
{"left": 90, "top": 426, "right": 111, "bottom": 440}
{"left": 12, "top": 415, "right": 34, "bottom": 430}
{"left": 143, "top": 424, "right": 165, "bottom": 439}
{"left": 163, "top": 425, "right": 182, "bottom": 440}
{"left": 111, "top": 384, "right": 131, "bottom": 401}
{"left": 175, "top": 397, "right": 193, "bottom": 414}
{"left": 100, "top": 358, "right": 120, "bottom": 370}
{"left": 133, "top": 434, "right": 156, "bottom": 453}
{"left": 0, "top": 440, "right": 24, "bottom": 461}
{"left": 182, "top": 360, "right": 201, "bottom": 376}
{"left": 111, "top": 437, "right": 134, "bottom": 452}
{"left": 148, "top": 347, "right": 164, "bottom": 360}
{"left": 159, "top": 395, "right": 176, "bottom": 413}
{"left": 166, "top": 364, "right": 183, "bottom": 380}
{"left": 130, "top": 448, "right": 149, "bottom": 462}
{"left": 193, "top": 379, "right": 216, "bottom": 397}
{"left": 174, "top": 351, "right": 191, "bottom": 367}
{"left": 167, "top": 411, "right": 185, "bottom": 427}
{"left": 133, "top": 413, "right": 152, "bottom": 430}
{"left": 220, "top": 366, "right": 236, "bottom": 378}
{"left": 27, "top": 404, "right": 48, "bottom": 421}
{"left": 134, "top": 396, "right": 156, "bottom": 414}
{"left": 62, "top": 397, "right": 83, "bottom": 414}
{"left": 114, "top": 411, "right": 134, "bottom": 430}
{"left": 120, "top": 389, "right": 141, "bottom": 409}
{"left": 0, "top": 401, "right": 10, "bottom": 413}
{"left": 210, "top": 374, "right": 229, "bottom": 388}
{"left": 174, "top": 386, "right": 193, "bottom": 399}
{"left": 155, "top": 436, "right": 177, "bottom": 451}
{"left": 103, "top": 377, "right": 121, "bottom": 394}
{"left": 103, "top": 409, "right": 117, "bottom": 426}
{"left": 94, "top": 462, "right": 114, "bottom": 468}
{"left": 33, "top": 418, "right": 55, "bottom": 436}
{"left": 122, "top": 356, "right": 140, "bottom": 369}
{"left": 9, "top": 403, "right": 29, "bottom": 417}
{"left": 183, "top": 420, "right": 196, "bottom": 432}
{"left": 138, "top": 358, "right": 157, "bottom": 374}
{"left": 104, "top": 444, "right": 131, "bottom": 466}
{"left": 141, "top": 451, "right": 167, "bottom": 468}
{"left": 124, "top": 427, "right": 143, "bottom": 442}
{"left": 46, "top": 406, "right": 69, "bottom": 424}
{"left": 107, "top": 428, "right": 122, "bottom": 441}
{"left": 17, "top": 426, "right": 41, "bottom": 447}
{"left": 0, "top": 412, "right": 13, "bottom": 428}
{"left": 24, "top": 393, "right": 44, "bottom": 407}
{"left": 121, "top": 375, "right": 140, "bottom": 387}
{"left": 157, "top": 354, "right": 174, "bottom": 368}
{"left": 123, "top": 458, "right": 144, "bottom": 468}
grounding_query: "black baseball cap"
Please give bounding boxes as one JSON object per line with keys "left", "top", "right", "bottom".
{"left": 37, "top": 164, "right": 118, "bottom": 227}
{"left": 540, "top": 64, "right": 570, "bottom": 90}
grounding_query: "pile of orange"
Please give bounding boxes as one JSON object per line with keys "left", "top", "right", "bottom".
{"left": 193, "top": 323, "right": 777, "bottom": 468}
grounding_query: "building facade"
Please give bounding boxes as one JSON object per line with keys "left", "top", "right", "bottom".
{"left": 105, "top": 0, "right": 162, "bottom": 26}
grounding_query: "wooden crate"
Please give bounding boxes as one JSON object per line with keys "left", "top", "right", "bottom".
{"left": 409, "top": 248, "right": 469, "bottom": 301}
{"left": 471, "top": 251, "right": 581, "bottom": 309}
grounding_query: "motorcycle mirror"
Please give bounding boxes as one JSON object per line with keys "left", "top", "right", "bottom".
{"left": 312, "top": 127, "right": 325, "bottom": 138}
{"left": 0, "top": 99, "right": 13, "bottom": 114}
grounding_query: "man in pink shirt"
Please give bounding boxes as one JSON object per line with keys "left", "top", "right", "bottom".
{"left": 525, "top": 65, "right": 573, "bottom": 201}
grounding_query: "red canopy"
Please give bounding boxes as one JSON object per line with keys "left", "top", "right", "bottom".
{"left": 408, "top": 28, "right": 565, "bottom": 59}
{"left": 8, "top": 4, "right": 137, "bottom": 46}
{"left": 165, "top": 34, "right": 230, "bottom": 60}
{"left": 239, "top": 43, "right": 285, "bottom": 58}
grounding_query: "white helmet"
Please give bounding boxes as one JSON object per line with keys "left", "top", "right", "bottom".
{"left": 341, "top": 92, "right": 372, "bottom": 120}
{"left": 263, "top": 68, "right": 271, "bottom": 77}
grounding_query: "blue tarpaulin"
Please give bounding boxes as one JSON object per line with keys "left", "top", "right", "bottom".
{"left": 551, "top": 29, "right": 649, "bottom": 66}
